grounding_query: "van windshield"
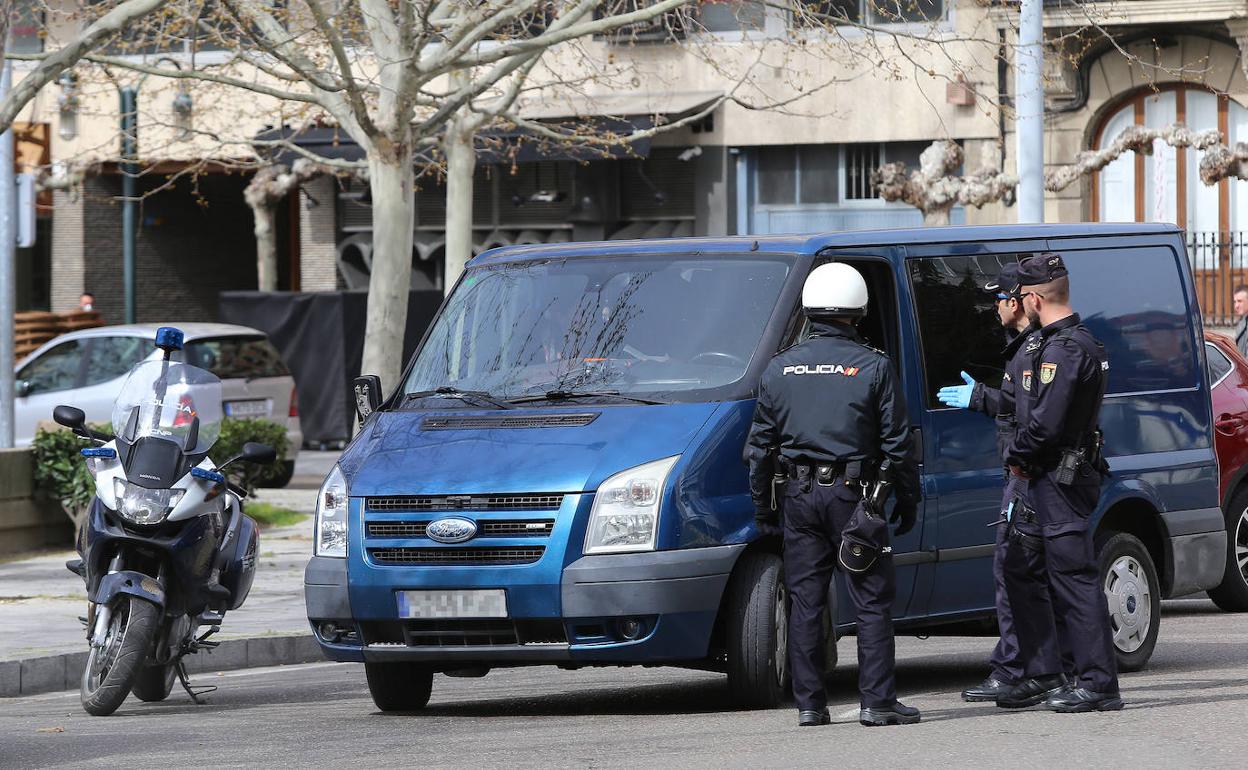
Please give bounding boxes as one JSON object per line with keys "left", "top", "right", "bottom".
{"left": 403, "top": 254, "right": 791, "bottom": 403}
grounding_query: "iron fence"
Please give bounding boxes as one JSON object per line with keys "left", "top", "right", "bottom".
{"left": 1186, "top": 231, "right": 1248, "bottom": 328}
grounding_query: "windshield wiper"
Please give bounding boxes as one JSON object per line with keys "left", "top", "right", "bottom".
{"left": 402, "top": 387, "right": 516, "bottom": 410}
{"left": 508, "top": 389, "right": 667, "bottom": 406}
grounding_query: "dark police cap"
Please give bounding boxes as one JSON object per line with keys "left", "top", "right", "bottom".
{"left": 983, "top": 262, "right": 1021, "bottom": 295}
{"left": 1016, "top": 252, "right": 1068, "bottom": 286}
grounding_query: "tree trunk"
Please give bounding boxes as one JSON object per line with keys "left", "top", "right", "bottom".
{"left": 253, "top": 202, "right": 278, "bottom": 291}
{"left": 923, "top": 208, "right": 952, "bottom": 226}
{"left": 360, "top": 147, "right": 415, "bottom": 394}
{"left": 443, "top": 123, "right": 475, "bottom": 295}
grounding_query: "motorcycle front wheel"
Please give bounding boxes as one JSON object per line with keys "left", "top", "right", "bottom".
{"left": 80, "top": 596, "right": 160, "bottom": 716}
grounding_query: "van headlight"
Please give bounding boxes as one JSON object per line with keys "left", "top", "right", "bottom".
{"left": 584, "top": 456, "right": 679, "bottom": 555}
{"left": 315, "top": 465, "right": 349, "bottom": 558}
{"left": 112, "top": 479, "right": 185, "bottom": 525}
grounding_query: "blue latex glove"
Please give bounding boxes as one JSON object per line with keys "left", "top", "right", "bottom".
{"left": 936, "top": 371, "right": 977, "bottom": 408}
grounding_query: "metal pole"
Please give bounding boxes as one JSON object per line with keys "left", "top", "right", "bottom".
{"left": 1015, "top": 0, "right": 1045, "bottom": 223}
{"left": 121, "top": 87, "right": 138, "bottom": 324}
{"left": 0, "top": 59, "right": 16, "bottom": 448}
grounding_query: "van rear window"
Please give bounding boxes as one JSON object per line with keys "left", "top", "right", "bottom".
{"left": 179, "top": 336, "right": 290, "bottom": 380}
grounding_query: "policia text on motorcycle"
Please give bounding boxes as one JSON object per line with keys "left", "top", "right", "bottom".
{"left": 940, "top": 253, "right": 1123, "bottom": 713}
{"left": 746, "top": 263, "right": 922, "bottom": 728}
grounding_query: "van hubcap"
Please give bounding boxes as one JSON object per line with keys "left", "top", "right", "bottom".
{"left": 1104, "top": 555, "right": 1151, "bottom": 654}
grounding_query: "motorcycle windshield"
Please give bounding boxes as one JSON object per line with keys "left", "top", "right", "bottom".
{"left": 110, "top": 359, "right": 224, "bottom": 454}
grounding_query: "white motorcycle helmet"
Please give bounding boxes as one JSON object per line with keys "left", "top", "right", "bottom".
{"left": 802, "top": 262, "right": 868, "bottom": 317}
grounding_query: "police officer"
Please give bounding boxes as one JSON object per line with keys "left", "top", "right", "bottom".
{"left": 997, "top": 253, "right": 1122, "bottom": 712}
{"left": 747, "top": 263, "right": 921, "bottom": 728}
{"left": 936, "top": 262, "right": 1045, "bottom": 702}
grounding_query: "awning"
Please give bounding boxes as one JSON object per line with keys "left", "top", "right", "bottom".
{"left": 253, "top": 90, "right": 722, "bottom": 166}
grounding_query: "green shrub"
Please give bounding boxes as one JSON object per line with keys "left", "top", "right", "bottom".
{"left": 211, "top": 418, "right": 290, "bottom": 494}
{"left": 31, "top": 418, "right": 290, "bottom": 525}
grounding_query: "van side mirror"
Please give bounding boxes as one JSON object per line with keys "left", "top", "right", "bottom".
{"left": 240, "top": 442, "right": 276, "bottom": 466}
{"left": 53, "top": 405, "right": 86, "bottom": 432}
{"left": 353, "top": 375, "right": 382, "bottom": 424}
{"left": 15, "top": 379, "right": 31, "bottom": 398}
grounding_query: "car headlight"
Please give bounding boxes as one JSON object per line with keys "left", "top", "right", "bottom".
{"left": 584, "top": 456, "right": 680, "bottom": 555}
{"left": 111, "top": 478, "right": 185, "bottom": 525}
{"left": 316, "top": 465, "right": 349, "bottom": 558}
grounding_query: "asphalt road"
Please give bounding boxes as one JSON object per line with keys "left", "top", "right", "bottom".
{"left": 1, "top": 598, "right": 1243, "bottom": 770}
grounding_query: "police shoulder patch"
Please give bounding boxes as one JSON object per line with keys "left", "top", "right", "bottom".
{"left": 1022, "top": 370, "right": 1033, "bottom": 391}
{"left": 1039, "top": 362, "right": 1057, "bottom": 384}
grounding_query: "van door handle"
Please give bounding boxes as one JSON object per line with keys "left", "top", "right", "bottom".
{"left": 911, "top": 427, "right": 923, "bottom": 464}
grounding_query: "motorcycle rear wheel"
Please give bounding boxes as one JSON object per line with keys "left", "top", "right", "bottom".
{"left": 81, "top": 596, "right": 160, "bottom": 716}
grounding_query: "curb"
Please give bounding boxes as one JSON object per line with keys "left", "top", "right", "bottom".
{"left": 0, "top": 633, "right": 324, "bottom": 698}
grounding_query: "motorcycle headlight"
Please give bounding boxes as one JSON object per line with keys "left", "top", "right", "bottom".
{"left": 584, "top": 456, "right": 679, "bottom": 555}
{"left": 111, "top": 478, "right": 185, "bottom": 525}
{"left": 315, "top": 465, "right": 349, "bottom": 558}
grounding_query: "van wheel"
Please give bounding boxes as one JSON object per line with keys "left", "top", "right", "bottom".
{"left": 364, "top": 662, "right": 434, "bottom": 712}
{"left": 1096, "top": 532, "right": 1160, "bottom": 672}
{"left": 1207, "top": 486, "right": 1248, "bottom": 612}
{"left": 725, "top": 551, "right": 789, "bottom": 709}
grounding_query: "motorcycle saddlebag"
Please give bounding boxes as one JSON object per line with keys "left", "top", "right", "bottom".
{"left": 219, "top": 514, "right": 259, "bottom": 610}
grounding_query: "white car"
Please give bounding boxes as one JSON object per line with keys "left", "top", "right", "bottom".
{"left": 14, "top": 323, "right": 303, "bottom": 485}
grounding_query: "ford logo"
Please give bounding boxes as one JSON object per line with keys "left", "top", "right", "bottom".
{"left": 426, "top": 517, "right": 477, "bottom": 544}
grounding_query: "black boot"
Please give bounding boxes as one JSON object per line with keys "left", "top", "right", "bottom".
{"left": 1045, "top": 687, "right": 1124, "bottom": 713}
{"left": 859, "top": 701, "right": 921, "bottom": 726}
{"left": 961, "top": 676, "right": 1014, "bottom": 703}
{"left": 798, "top": 708, "right": 831, "bottom": 727}
{"left": 996, "top": 675, "right": 1068, "bottom": 709}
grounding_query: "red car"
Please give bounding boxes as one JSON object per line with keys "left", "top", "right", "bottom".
{"left": 1203, "top": 331, "right": 1248, "bottom": 611}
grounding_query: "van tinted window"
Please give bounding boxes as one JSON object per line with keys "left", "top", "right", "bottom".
{"left": 179, "top": 336, "right": 290, "bottom": 380}
{"left": 1057, "top": 246, "right": 1196, "bottom": 395}
{"left": 908, "top": 255, "right": 1017, "bottom": 409}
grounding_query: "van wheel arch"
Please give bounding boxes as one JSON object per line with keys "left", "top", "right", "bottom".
{"left": 1096, "top": 498, "right": 1169, "bottom": 595}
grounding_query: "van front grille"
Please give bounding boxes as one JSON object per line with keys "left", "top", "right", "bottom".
{"left": 366, "top": 519, "right": 556, "bottom": 538}
{"left": 366, "top": 494, "right": 564, "bottom": 512}
{"left": 361, "top": 619, "right": 568, "bottom": 648}
{"left": 368, "top": 547, "right": 545, "bottom": 566}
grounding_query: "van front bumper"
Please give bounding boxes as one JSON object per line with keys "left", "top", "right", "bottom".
{"left": 306, "top": 544, "right": 746, "bottom": 664}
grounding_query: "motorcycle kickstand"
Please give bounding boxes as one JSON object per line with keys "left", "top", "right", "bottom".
{"left": 175, "top": 658, "right": 218, "bottom": 704}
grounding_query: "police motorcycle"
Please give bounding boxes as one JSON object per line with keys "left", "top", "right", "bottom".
{"left": 58, "top": 327, "right": 275, "bottom": 716}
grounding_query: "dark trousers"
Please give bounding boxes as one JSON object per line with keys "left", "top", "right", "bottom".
{"left": 987, "top": 512, "right": 1024, "bottom": 684}
{"left": 782, "top": 478, "right": 897, "bottom": 711}
{"left": 1003, "top": 474, "right": 1119, "bottom": 693}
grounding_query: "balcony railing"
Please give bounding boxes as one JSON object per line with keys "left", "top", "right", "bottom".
{"left": 1187, "top": 231, "right": 1248, "bottom": 327}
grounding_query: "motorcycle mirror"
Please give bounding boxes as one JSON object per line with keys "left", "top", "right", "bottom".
{"left": 53, "top": 405, "right": 87, "bottom": 431}
{"left": 239, "top": 442, "right": 276, "bottom": 466}
{"left": 353, "top": 375, "right": 382, "bottom": 425}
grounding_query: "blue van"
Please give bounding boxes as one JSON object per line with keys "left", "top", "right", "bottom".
{"left": 305, "top": 223, "right": 1227, "bottom": 711}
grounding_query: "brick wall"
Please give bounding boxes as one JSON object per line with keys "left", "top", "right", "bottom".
{"left": 299, "top": 176, "right": 340, "bottom": 292}
{"left": 80, "top": 173, "right": 258, "bottom": 324}
{"left": 49, "top": 189, "right": 85, "bottom": 313}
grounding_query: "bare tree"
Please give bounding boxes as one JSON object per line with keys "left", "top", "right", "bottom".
{"left": 873, "top": 140, "right": 1019, "bottom": 226}
{"left": 243, "top": 158, "right": 328, "bottom": 290}
{"left": 0, "top": 0, "right": 169, "bottom": 131}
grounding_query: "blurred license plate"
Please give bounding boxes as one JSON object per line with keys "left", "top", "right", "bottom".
{"left": 225, "top": 399, "right": 271, "bottom": 418}
{"left": 396, "top": 589, "right": 507, "bottom": 619}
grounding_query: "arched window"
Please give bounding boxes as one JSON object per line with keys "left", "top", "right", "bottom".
{"left": 1093, "top": 86, "right": 1248, "bottom": 235}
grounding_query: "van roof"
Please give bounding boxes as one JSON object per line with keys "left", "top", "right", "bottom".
{"left": 472, "top": 223, "right": 1182, "bottom": 267}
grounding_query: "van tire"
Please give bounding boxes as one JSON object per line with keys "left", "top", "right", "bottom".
{"left": 364, "top": 662, "right": 434, "bottom": 712}
{"left": 1096, "top": 532, "right": 1161, "bottom": 672}
{"left": 725, "top": 551, "right": 789, "bottom": 709}
{"left": 1207, "top": 486, "right": 1248, "bottom": 612}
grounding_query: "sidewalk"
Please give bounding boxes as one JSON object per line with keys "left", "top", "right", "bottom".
{"left": 0, "top": 487, "right": 324, "bottom": 696}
